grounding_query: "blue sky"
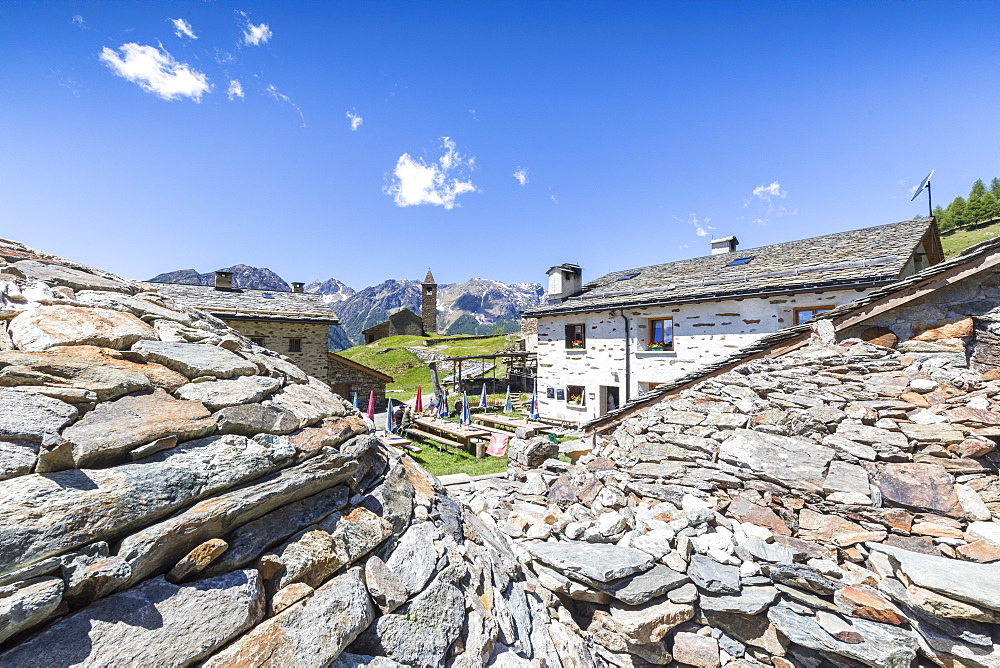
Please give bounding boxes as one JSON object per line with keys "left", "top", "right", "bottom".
{"left": 2, "top": 1, "right": 999, "bottom": 289}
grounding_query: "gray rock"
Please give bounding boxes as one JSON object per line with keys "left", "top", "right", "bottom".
{"left": 13, "top": 259, "right": 133, "bottom": 294}
{"left": 385, "top": 521, "right": 442, "bottom": 596}
{"left": 604, "top": 564, "right": 690, "bottom": 605}
{"left": 60, "top": 549, "right": 131, "bottom": 608}
{"left": 836, "top": 423, "right": 910, "bottom": 449}
{"left": 739, "top": 537, "right": 794, "bottom": 564}
{"left": 330, "top": 654, "right": 407, "bottom": 668}
{"left": 0, "top": 433, "right": 296, "bottom": 579}
{"left": 700, "top": 586, "right": 778, "bottom": 615}
{"left": 688, "top": 554, "right": 741, "bottom": 594}
{"left": 265, "top": 382, "right": 350, "bottom": 429}
{"left": 668, "top": 582, "right": 699, "bottom": 603}
{"left": 0, "top": 387, "right": 78, "bottom": 477}
{"left": 718, "top": 429, "right": 835, "bottom": 492}
{"left": 174, "top": 375, "right": 282, "bottom": 410}
{"left": 823, "top": 460, "right": 870, "bottom": 496}
{"left": 350, "top": 581, "right": 465, "bottom": 667}
{"left": 131, "top": 340, "right": 258, "bottom": 379}
{"left": 359, "top": 458, "right": 414, "bottom": 535}
{"left": 768, "top": 601, "right": 918, "bottom": 668}
{"left": 9, "top": 305, "right": 156, "bottom": 351}
{"left": 61, "top": 389, "right": 216, "bottom": 468}
{"left": 868, "top": 542, "right": 1000, "bottom": 612}
{"left": 525, "top": 540, "right": 654, "bottom": 584}
{"left": 202, "top": 484, "right": 349, "bottom": 577}
{"left": 203, "top": 567, "right": 373, "bottom": 668}
{"left": 364, "top": 555, "right": 408, "bottom": 613}
{"left": 0, "top": 441, "right": 39, "bottom": 482}
{"left": 215, "top": 402, "right": 301, "bottom": 436}
{"left": 822, "top": 434, "right": 878, "bottom": 461}
{"left": 508, "top": 436, "right": 558, "bottom": 468}
{"left": 75, "top": 290, "right": 193, "bottom": 324}
{"left": 0, "top": 571, "right": 263, "bottom": 668}
{"left": 608, "top": 596, "right": 696, "bottom": 645}
{"left": 0, "top": 576, "right": 64, "bottom": 644}
{"left": 115, "top": 447, "right": 361, "bottom": 590}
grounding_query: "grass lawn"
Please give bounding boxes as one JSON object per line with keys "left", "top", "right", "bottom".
{"left": 404, "top": 447, "right": 509, "bottom": 477}
{"left": 338, "top": 333, "right": 520, "bottom": 402}
{"left": 941, "top": 221, "right": 1000, "bottom": 258}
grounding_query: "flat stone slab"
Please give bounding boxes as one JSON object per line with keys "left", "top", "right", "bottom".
{"left": 62, "top": 389, "right": 215, "bottom": 467}
{"left": 9, "top": 305, "right": 156, "bottom": 351}
{"left": 0, "top": 576, "right": 64, "bottom": 644}
{"left": 688, "top": 554, "right": 741, "bottom": 594}
{"left": 868, "top": 542, "right": 1000, "bottom": 612}
{"left": 719, "top": 429, "right": 834, "bottom": 492}
{"left": 700, "top": 586, "right": 778, "bottom": 615}
{"left": 835, "top": 423, "right": 909, "bottom": 448}
{"left": 0, "top": 571, "right": 263, "bottom": 667}
{"left": 0, "top": 387, "right": 77, "bottom": 443}
{"left": 132, "top": 340, "right": 258, "bottom": 379}
{"left": 175, "top": 375, "right": 282, "bottom": 410}
{"left": 13, "top": 259, "right": 133, "bottom": 294}
{"left": 525, "top": 540, "right": 654, "bottom": 584}
{"left": 824, "top": 460, "right": 870, "bottom": 496}
{"left": 871, "top": 463, "right": 963, "bottom": 518}
{"left": 603, "top": 564, "right": 690, "bottom": 605}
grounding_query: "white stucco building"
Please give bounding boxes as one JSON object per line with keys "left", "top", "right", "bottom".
{"left": 521, "top": 219, "right": 942, "bottom": 423}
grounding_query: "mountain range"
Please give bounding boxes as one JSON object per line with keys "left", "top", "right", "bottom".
{"left": 147, "top": 266, "right": 544, "bottom": 349}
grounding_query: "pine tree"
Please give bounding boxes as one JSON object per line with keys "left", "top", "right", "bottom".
{"left": 983, "top": 192, "right": 1000, "bottom": 221}
{"left": 968, "top": 179, "right": 990, "bottom": 223}
{"left": 932, "top": 205, "right": 950, "bottom": 232}
{"left": 950, "top": 196, "right": 971, "bottom": 228}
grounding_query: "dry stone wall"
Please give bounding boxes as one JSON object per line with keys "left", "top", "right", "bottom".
{"left": 0, "top": 238, "right": 560, "bottom": 667}
{"left": 460, "top": 311, "right": 1000, "bottom": 667}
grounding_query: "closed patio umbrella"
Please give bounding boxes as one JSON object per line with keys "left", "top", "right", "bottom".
{"left": 529, "top": 385, "right": 539, "bottom": 420}
{"left": 461, "top": 391, "right": 471, "bottom": 425}
{"left": 366, "top": 391, "right": 375, "bottom": 421}
{"left": 352, "top": 392, "right": 359, "bottom": 409}
{"left": 415, "top": 385, "right": 423, "bottom": 413}
{"left": 479, "top": 384, "right": 488, "bottom": 410}
{"left": 503, "top": 386, "right": 512, "bottom": 413}
{"left": 386, "top": 398, "right": 394, "bottom": 435}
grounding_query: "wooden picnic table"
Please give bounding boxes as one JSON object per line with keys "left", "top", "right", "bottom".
{"left": 473, "top": 413, "right": 554, "bottom": 435}
{"left": 411, "top": 417, "right": 492, "bottom": 457}
{"left": 377, "top": 432, "right": 422, "bottom": 454}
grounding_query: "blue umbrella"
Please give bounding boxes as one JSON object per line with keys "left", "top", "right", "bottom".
{"left": 461, "top": 391, "right": 471, "bottom": 425}
{"left": 438, "top": 391, "right": 449, "bottom": 419}
{"left": 503, "top": 385, "right": 513, "bottom": 413}
{"left": 386, "top": 398, "right": 394, "bottom": 435}
{"left": 529, "top": 385, "right": 539, "bottom": 420}
{"left": 352, "top": 392, "right": 359, "bottom": 409}
{"left": 479, "top": 384, "right": 488, "bottom": 410}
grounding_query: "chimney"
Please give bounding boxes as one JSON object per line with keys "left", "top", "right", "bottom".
{"left": 711, "top": 236, "right": 739, "bottom": 255}
{"left": 291, "top": 282, "right": 304, "bottom": 293}
{"left": 214, "top": 271, "right": 234, "bottom": 290}
{"left": 546, "top": 264, "right": 583, "bottom": 303}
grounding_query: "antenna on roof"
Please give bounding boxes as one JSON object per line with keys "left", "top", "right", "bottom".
{"left": 910, "top": 169, "right": 934, "bottom": 219}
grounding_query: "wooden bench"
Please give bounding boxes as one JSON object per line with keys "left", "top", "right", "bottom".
{"left": 405, "top": 428, "right": 468, "bottom": 453}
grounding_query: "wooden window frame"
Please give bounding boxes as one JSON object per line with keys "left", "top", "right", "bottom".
{"left": 567, "top": 384, "right": 586, "bottom": 406}
{"left": 565, "top": 323, "right": 586, "bottom": 350}
{"left": 288, "top": 338, "right": 303, "bottom": 353}
{"left": 645, "top": 317, "right": 674, "bottom": 351}
{"left": 793, "top": 306, "right": 834, "bottom": 326}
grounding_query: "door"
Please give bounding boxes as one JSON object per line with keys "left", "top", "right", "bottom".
{"left": 330, "top": 383, "right": 351, "bottom": 399}
{"left": 600, "top": 386, "right": 620, "bottom": 416}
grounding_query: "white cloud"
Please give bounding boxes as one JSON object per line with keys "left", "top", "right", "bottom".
{"left": 346, "top": 110, "right": 363, "bottom": 131}
{"left": 385, "top": 137, "right": 479, "bottom": 209}
{"left": 71, "top": 15, "right": 85, "bottom": 26}
{"left": 170, "top": 18, "right": 197, "bottom": 39}
{"left": 265, "top": 84, "right": 304, "bottom": 126}
{"left": 99, "top": 43, "right": 211, "bottom": 102}
{"left": 677, "top": 213, "right": 715, "bottom": 237}
{"left": 227, "top": 79, "right": 244, "bottom": 101}
{"left": 243, "top": 22, "right": 272, "bottom": 46}
{"left": 513, "top": 167, "right": 529, "bottom": 186}
{"left": 752, "top": 181, "right": 787, "bottom": 201}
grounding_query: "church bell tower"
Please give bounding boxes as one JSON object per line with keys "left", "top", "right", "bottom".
{"left": 421, "top": 269, "right": 437, "bottom": 334}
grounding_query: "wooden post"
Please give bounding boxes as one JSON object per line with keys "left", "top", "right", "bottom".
{"left": 429, "top": 361, "right": 443, "bottom": 403}
{"left": 476, "top": 438, "right": 485, "bottom": 459}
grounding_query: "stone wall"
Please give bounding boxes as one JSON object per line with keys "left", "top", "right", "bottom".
{"left": 327, "top": 354, "right": 388, "bottom": 410}
{"left": 535, "top": 287, "right": 875, "bottom": 423}
{"left": 222, "top": 319, "right": 330, "bottom": 385}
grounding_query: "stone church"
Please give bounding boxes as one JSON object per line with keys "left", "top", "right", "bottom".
{"left": 362, "top": 269, "right": 438, "bottom": 344}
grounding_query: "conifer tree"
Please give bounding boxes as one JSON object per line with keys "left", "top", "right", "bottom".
{"left": 968, "top": 179, "right": 991, "bottom": 223}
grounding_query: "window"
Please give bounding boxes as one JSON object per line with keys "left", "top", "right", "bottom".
{"left": 249, "top": 336, "right": 265, "bottom": 347}
{"left": 262, "top": 293, "right": 274, "bottom": 299}
{"left": 645, "top": 318, "right": 674, "bottom": 351}
{"left": 567, "top": 385, "right": 586, "bottom": 406}
{"left": 288, "top": 338, "right": 303, "bottom": 353}
{"left": 794, "top": 306, "right": 833, "bottom": 325}
{"left": 726, "top": 256, "right": 754, "bottom": 266}
{"left": 565, "top": 323, "right": 585, "bottom": 349}
{"left": 617, "top": 272, "right": 640, "bottom": 281}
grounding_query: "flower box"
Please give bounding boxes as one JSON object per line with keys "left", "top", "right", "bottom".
{"left": 646, "top": 341, "right": 671, "bottom": 351}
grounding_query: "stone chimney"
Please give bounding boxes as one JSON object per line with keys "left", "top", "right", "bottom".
{"left": 291, "top": 282, "right": 304, "bottom": 293}
{"left": 711, "top": 236, "right": 739, "bottom": 255}
{"left": 546, "top": 264, "right": 583, "bottom": 303}
{"left": 214, "top": 271, "right": 234, "bottom": 291}
{"left": 421, "top": 269, "right": 437, "bottom": 334}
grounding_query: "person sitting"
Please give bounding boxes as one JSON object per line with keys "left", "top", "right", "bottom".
{"left": 454, "top": 398, "right": 464, "bottom": 416}
{"left": 392, "top": 404, "right": 405, "bottom": 433}
{"left": 400, "top": 407, "right": 413, "bottom": 433}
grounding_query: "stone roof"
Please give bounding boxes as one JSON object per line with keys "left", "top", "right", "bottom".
{"left": 524, "top": 219, "right": 937, "bottom": 317}
{"left": 327, "top": 352, "right": 393, "bottom": 382}
{"left": 423, "top": 269, "right": 436, "bottom": 284}
{"left": 584, "top": 232, "right": 1000, "bottom": 432}
{"left": 147, "top": 282, "right": 339, "bottom": 325}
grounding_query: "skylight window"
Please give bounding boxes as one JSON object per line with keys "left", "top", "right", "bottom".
{"left": 617, "top": 272, "right": 640, "bottom": 281}
{"left": 726, "top": 257, "right": 754, "bottom": 266}
{"left": 263, "top": 293, "right": 274, "bottom": 299}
